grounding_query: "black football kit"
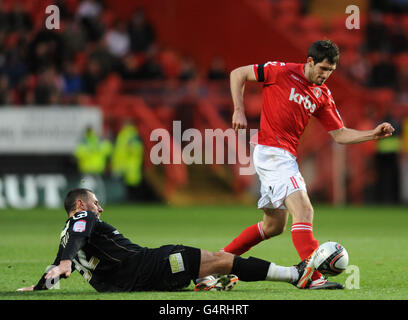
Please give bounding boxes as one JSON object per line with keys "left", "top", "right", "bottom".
{"left": 34, "top": 211, "right": 200, "bottom": 292}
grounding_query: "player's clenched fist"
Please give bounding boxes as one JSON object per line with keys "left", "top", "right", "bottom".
{"left": 373, "top": 122, "right": 395, "bottom": 140}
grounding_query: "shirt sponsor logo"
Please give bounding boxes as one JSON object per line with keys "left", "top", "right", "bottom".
{"left": 289, "top": 87, "right": 316, "bottom": 113}
{"left": 73, "top": 220, "right": 87, "bottom": 232}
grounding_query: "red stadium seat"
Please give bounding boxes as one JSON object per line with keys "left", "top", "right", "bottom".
{"left": 394, "top": 52, "right": 408, "bottom": 69}
{"left": 366, "top": 88, "right": 396, "bottom": 118}
{"left": 299, "top": 15, "right": 324, "bottom": 33}
{"left": 275, "top": 0, "right": 301, "bottom": 16}
{"left": 96, "top": 74, "right": 122, "bottom": 96}
{"left": 329, "top": 15, "right": 347, "bottom": 33}
{"left": 159, "top": 49, "right": 182, "bottom": 79}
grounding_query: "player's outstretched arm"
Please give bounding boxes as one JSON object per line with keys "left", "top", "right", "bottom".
{"left": 16, "top": 285, "right": 35, "bottom": 292}
{"left": 230, "top": 65, "right": 257, "bottom": 131}
{"left": 16, "top": 241, "right": 76, "bottom": 292}
{"left": 329, "top": 122, "right": 395, "bottom": 144}
{"left": 16, "top": 260, "right": 73, "bottom": 292}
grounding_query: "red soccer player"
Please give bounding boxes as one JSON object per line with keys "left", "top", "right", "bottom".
{"left": 213, "top": 40, "right": 394, "bottom": 290}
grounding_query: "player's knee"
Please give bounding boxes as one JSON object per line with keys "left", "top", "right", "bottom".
{"left": 213, "top": 251, "right": 234, "bottom": 273}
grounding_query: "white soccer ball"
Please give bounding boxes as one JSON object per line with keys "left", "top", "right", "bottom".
{"left": 313, "top": 241, "right": 349, "bottom": 276}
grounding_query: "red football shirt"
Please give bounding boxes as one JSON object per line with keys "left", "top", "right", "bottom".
{"left": 251, "top": 61, "right": 344, "bottom": 157}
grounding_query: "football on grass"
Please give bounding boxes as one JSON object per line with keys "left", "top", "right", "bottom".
{"left": 313, "top": 241, "right": 349, "bottom": 276}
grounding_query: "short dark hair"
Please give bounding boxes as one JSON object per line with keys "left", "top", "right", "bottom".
{"left": 307, "top": 40, "right": 340, "bottom": 65}
{"left": 64, "top": 188, "right": 93, "bottom": 214}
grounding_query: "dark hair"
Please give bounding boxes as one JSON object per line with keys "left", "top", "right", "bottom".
{"left": 64, "top": 188, "right": 93, "bottom": 214}
{"left": 307, "top": 40, "right": 340, "bottom": 65}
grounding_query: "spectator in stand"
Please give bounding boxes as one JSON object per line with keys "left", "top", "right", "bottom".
{"left": 76, "top": 0, "right": 104, "bottom": 43}
{"left": 82, "top": 58, "right": 104, "bottom": 95}
{"left": 207, "top": 56, "right": 228, "bottom": 80}
{"left": 2, "top": 48, "right": 27, "bottom": 89}
{"left": 0, "top": 1, "right": 8, "bottom": 32}
{"left": 105, "top": 20, "right": 131, "bottom": 58}
{"left": 77, "top": 0, "right": 102, "bottom": 18}
{"left": 388, "top": 22, "right": 408, "bottom": 54}
{"left": 347, "top": 52, "right": 371, "bottom": 86}
{"left": 363, "top": 11, "right": 390, "bottom": 53}
{"left": 371, "top": 0, "right": 408, "bottom": 13}
{"left": 61, "top": 18, "right": 87, "bottom": 62}
{"left": 178, "top": 56, "right": 197, "bottom": 82}
{"left": 397, "top": 61, "right": 408, "bottom": 103}
{"left": 62, "top": 60, "right": 83, "bottom": 103}
{"left": 374, "top": 111, "right": 402, "bottom": 204}
{"left": 6, "top": 1, "right": 32, "bottom": 33}
{"left": 136, "top": 44, "right": 164, "bottom": 80}
{"left": 26, "top": 26, "right": 64, "bottom": 73}
{"left": 88, "top": 38, "right": 119, "bottom": 76}
{"left": 367, "top": 51, "right": 399, "bottom": 89}
{"left": 128, "top": 9, "right": 156, "bottom": 53}
{"left": 0, "top": 73, "right": 11, "bottom": 105}
{"left": 33, "top": 66, "right": 64, "bottom": 105}
{"left": 119, "top": 54, "right": 142, "bottom": 80}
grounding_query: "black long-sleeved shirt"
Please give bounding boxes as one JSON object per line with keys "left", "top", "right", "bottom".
{"left": 34, "top": 210, "right": 153, "bottom": 292}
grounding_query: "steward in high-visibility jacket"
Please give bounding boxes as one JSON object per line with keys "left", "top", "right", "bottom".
{"left": 74, "top": 127, "right": 112, "bottom": 175}
{"left": 111, "top": 124, "right": 144, "bottom": 187}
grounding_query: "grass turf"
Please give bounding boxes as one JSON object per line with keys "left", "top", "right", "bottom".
{"left": 0, "top": 204, "right": 407, "bottom": 300}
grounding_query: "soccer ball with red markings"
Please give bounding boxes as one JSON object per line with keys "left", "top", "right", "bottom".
{"left": 313, "top": 241, "right": 349, "bottom": 276}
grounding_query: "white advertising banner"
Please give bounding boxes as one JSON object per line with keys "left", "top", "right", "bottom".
{"left": 0, "top": 107, "right": 102, "bottom": 154}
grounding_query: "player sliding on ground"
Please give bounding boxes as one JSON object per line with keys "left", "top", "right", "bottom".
{"left": 202, "top": 39, "right": 394, "bottom": 290}
{"left": 18, "top": 188, "right": 315, "bottom": 293}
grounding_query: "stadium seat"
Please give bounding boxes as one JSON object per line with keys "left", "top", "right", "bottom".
{"left": 329, "top": 15, "right": 348, "bottom": 33}
{"left": 366, "top": 88, "right": 396, "bottom": 117}
{"left": 328, "top": 31, "right": 362, "bottom": 52}
{"left": 155, "top": 105, "right": 176, "bottom": 131}
{"left": 394, "top": 52, "right": 408, "bottom": 69}
{"left": 275, "top": 0, "right": 300, "bottom": 16}
{"left": 299, "top": 15, "right": 324, "bottom": 33}
{"left": 159, "top": 49, "right": 182, "bottom": 79}
{"left": 402, "top": 15, "right": 408, "bottom": 35}
{"left": 96, "top": 74, "right": 122, "bottom": 96}
{"left": 101, "top": 11, "right": 116, "bottom": 29}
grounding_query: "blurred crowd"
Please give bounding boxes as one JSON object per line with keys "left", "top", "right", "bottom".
{"left": 0, "top": 0, "right": 228, "bottom": 106}
{"left": 341, "top": 10, "right": 408, "bottom": 104}
{"left": 0, "top": 0, "right": 407, "bottom": 107}
{"left": 0, "top": 0, "right": 405, "bottom": 204}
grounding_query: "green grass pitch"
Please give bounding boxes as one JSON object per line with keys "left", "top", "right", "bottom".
{"left": 0, "top": 204, "right": 407, "bottom": 300}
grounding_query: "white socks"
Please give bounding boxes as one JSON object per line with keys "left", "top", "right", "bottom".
{"left": 266, "top": 262, "right": 298, "bottom": 283}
